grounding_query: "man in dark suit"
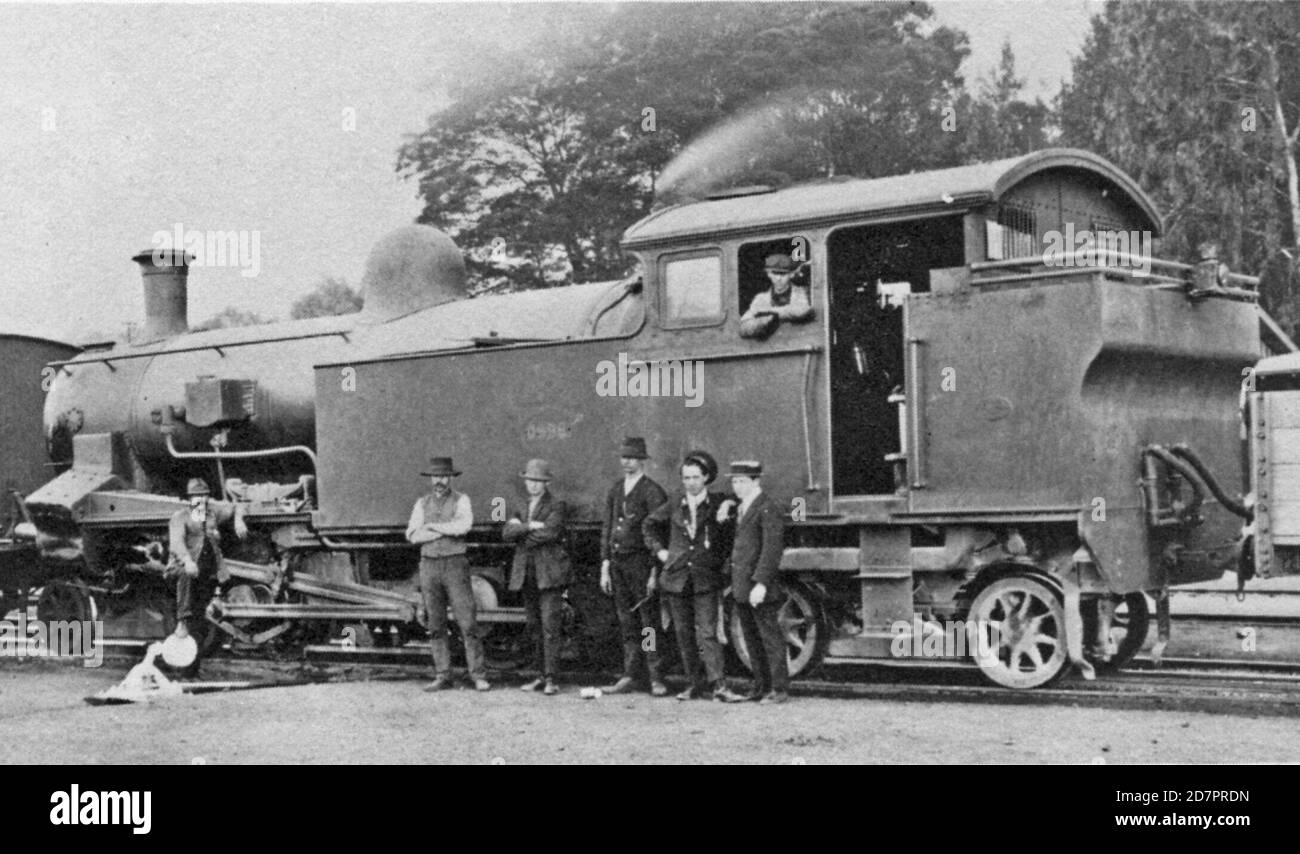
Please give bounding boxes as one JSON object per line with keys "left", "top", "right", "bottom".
{"left": 599, "top": 437, "right": 669, "bottom": 696}
{"left": 643, "top": 450, "right": 747, "bottom": 702}
{"left": 723, "top": 460, "right": 790, "bottom": 704}
{"left": 504, "top": 459, "right": 571, "bottom": 696}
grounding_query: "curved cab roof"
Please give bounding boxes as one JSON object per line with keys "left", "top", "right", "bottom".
{"left": 622, "top": 148, "right": 1163, "bottom": 248}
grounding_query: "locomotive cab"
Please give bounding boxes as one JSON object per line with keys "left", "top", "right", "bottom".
{"left": 625, "top": 148, "right": 1275, "bottom": 687}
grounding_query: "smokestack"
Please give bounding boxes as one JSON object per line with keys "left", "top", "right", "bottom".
{"left": 131, "top": 247, "right": 193, "bottom": 343}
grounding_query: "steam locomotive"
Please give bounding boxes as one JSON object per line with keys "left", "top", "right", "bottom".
{"left": 12, "top": 147, "right": 1297, "bottom": 689}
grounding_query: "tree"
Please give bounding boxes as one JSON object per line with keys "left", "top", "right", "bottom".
{"left": 955, "top": 42, "right": 1052, "bottom": 162}
{"left": 1058, "top": 2, "right": 1300, "bottom": 274}
{"left": 291, "top": 277, "right": 363, "bottom": 319}
{"left": 191, "top": 307, "right": 271, "bottom": 332}
{"left": 397, "top": 3, "right": 974, "bottom": 291}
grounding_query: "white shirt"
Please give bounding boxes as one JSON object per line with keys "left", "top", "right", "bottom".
{"left": 737, "top": 486, "right": 763, "bottom": 521}
{"left": 685, "top": 489, "right": 708, "bottom": 537}
{"left": 623, "top": 472, "right": 643, "bottom": 496}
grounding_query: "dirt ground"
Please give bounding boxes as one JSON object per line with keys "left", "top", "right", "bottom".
{"left": 2, "top": 659, "right": 1299, "bottom": 764}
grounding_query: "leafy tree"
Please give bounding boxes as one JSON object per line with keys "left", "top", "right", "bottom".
{"left": 291, "top": 277, "right": 363, "bottom": 319}
{"left": 955, "top": 42, "right": 1053, "bottom": 161}
{"left": 1057, "top": 0, "right": 1300, "bottom": 309}
{"left": 397, "top": 3, "right": 973, "bottom": 291}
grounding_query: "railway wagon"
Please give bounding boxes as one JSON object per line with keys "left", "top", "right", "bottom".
{"left": 1, "top": 331, "right": 79, "bottom": 616}
{"left": 23, "top": 148, "right": 1289, "bottom": 688}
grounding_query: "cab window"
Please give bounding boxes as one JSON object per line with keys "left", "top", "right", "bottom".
{"left": 737, "top": 236, "right": 813, "bottom": 339}
{"left": 738, "top": 237, "right": 811, "bottom": 312}
{"left": 660, "top": 252, "right": 723, "bottom": 328}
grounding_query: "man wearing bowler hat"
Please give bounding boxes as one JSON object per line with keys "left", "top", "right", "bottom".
{"left": 739, "top": 253, "right": 813, "bottom": 339}
{"left": 599, "top": 437, "right": 669, "bottom": 696}
{"left": 167, "top": 477, "right": 248, "bottom": 675}
{"left": 723, "top": 460, "right": 791, "bottom": 704}
{"left": 504, "top": 459, "right": 571, "bottom": 696}
{"left": 406, "top": 456, "right": 489, "bottom": 692}
{"left": 643, "top": 450, "right": 747, "bottom": 702}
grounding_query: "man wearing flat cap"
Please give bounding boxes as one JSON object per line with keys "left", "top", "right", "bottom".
{"left": 504, "top": 459, "right": 571, "bottom": 696}
{"left": 739, "top": 253, "right": 814, "bottom": 339}
{"left": 723, "top": 460, "right": 791, "bottom": 704}
{"left": 600, "top": 437, "right": 669, "bottom": 696}
{"left": 406, "top": 456, "right": 489, "bottom": 692}
{"left": 643, "top": 450, "right": 747, "bottom": 702}
{"left": 167, "top": 477, "right": 248, "bottom": 674}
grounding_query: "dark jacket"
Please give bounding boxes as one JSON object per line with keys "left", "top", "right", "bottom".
{"left": 642, "top": 491, "right": 734, "bottom": 595}
{"left": 726, "top": 491, "right": 786, "bottom": 602}
{"left": 601, "top": 475, "right": 667, "bottom": 560}
{"left": 504, "top": 491, "right": 572, "bottom": 591}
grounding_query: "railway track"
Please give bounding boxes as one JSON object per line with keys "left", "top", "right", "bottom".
{"left": 40, "top": 582, "right": 1300, "bottom": 716}
{"left": 84, "top": 634, "right": 1300, "bottom": 718}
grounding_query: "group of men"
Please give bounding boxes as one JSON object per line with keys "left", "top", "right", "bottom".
{"left": 408, "top": 439, "right": 792, "bottom": 704}
{"left": 163, "top": 441, "right": 790, "bottom": 703}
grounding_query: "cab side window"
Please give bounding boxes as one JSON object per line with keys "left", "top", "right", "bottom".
{"left": 660, "top": 252, "right": 723, "bottom": 328}
{"left": 737, "top": 236, "right": 814, "bottom": 339}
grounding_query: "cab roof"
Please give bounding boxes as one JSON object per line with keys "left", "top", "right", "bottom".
{"left": 621, "top": 148, "right": 1163, "bottom": 249}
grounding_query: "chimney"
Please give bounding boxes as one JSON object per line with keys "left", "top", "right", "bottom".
{"left": 131, "top": 247, "right": 193, "bottom": 343}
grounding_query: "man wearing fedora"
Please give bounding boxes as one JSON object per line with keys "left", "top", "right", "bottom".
{"left": 643, "top": 450, "right": 748, "bottom": 702}
{"left": 167, "top": 477, "right": 248, "bottom": 674}
{"left": 504, "top": 459, "right": 571, "bottom": 696}
{"left": 723, "top": 460, "right": 791, "bottom": 704}
{"left": 406, "top": 456, "right": 489, "bottom": 692}
{"left": 599, "top": 437, "right": 669, "bottom": 696}
{"left": 739, "top": 253, "right": 814, "bottom": 339}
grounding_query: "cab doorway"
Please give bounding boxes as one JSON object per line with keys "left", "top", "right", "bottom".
{"left": 827, "top": 217, "right": 965, "bottom": 495}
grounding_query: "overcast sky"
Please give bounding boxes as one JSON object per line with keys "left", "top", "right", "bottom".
{"left": 0, "top": 1, "right": 1099, "bottom": 344}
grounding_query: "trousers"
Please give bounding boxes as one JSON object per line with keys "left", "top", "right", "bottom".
{"left": 609, "top": 552, "right": 661, "bottom": 682}
{"left": 665, "top": 587, "right": 724, "bottom": 687}
{"left": 736, "top": 600, "right": 790, "bottom": 694}
{"left": 523, "top": 571, "right": 564, "bottom": 679}
{"left": 419, "top": 555, "right": 486, "bottom": 681}
{"left": 175, "top": 540, "right": 218, "bottom": 629}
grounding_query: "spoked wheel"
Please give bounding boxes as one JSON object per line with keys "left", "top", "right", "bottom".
{"left": 1085, "top": 592, "right": 1151, "bottom": 673}
{"left": 0, "top": 589, "right": 27, "bottom": 620}
{"left": 967, "top": 575, "right": 1068, "bottom": 689}
{"left": 215, "top": 583, "right": 287, "bottom": 650}
{"left": 36, "top": 581, "right": 98, "bottom": 625}
{"left": 729, "top": 580, "right": 827, "bottom": 679}
{"left": 35, "top": 581, "right": 100, "bottom": 652}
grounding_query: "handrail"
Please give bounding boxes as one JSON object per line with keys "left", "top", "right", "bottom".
{"left": 163, "top": 430, "right": 318, "bottom": 472}
{"left": 971, "top": 248, "right": 1261, "bottom": 288}
{"left": 48, "top": 329, "right": 353, "bottom": 369}
{"left": 800, "top": 350, "right": 820, "bottom": 492}
{"left": 907, "top": 337, "right": 926, "bottom": 489}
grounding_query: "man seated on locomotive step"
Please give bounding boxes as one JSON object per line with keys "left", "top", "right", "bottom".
{"left": 168, "top": 477, "right": 248, "bottom": 676}
{"left": 739, "top": 253, "right": 814, "bottom": 339}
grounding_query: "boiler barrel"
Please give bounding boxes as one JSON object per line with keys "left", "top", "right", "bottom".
{"left": 43, "top": 323, "right": 356, "bottom": 494}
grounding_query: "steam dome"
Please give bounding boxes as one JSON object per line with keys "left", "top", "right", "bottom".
{"left": 360, "top": 225, "right": 468, "bottom": 321}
